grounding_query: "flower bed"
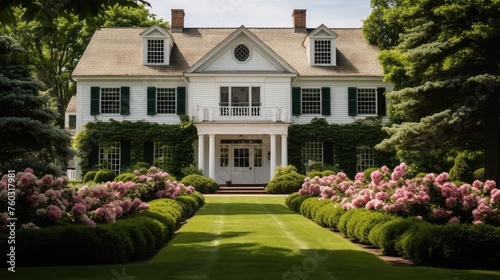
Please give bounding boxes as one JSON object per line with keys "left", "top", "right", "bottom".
{"left": 0, "top": 167, "right": 205, "bottom": 266}
{"left": 286, "top": 163, "right": 500, "bottom": 269}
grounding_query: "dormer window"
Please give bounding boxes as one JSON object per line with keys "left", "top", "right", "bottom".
{"left": 305, "top": 24, "right": 338, "bottom": 66}
{"left": 147, "top": 39, "right": 165, "bottom": 64}
{"left": 141, "top": 25, "right": 174, "bottom": 66}
{"left": 314, "top": 39, "right": 331, "bottom": 64}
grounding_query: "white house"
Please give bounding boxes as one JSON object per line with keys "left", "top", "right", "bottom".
{"left": 71, "top": 9, "right": 392, "bottom": 184}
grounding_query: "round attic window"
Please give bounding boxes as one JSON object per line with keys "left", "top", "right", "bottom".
{"left": 234, "top": 44, "right": 250, "bottom": 62}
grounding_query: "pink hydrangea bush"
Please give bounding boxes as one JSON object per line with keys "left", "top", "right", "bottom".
{"left": 0, "top": 166, "right": 195, "bottom": 231}
{"left": 298, "top": 163, "right": 500, "bottom": 225}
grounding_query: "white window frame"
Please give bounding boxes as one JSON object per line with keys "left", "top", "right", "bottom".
{"left": 218, "top": 86, "right": 262, "bottom": 116}
{"left": 356, "top": 146, "right": 374, "bottom": 173}
{"left": 301, "top": 88, "right": 322, "bottom": 115}
{"left": 310, "top": 38, "right": 336, "bottom": 66}
{"left": 100, "top": 87, "right": 120, "bottom": 114}
{"left": 156, "top": 87, "right": 177, "bottom": 114}
{"left": 357, "top": 88, "right": 378, "bottom": 115}
{"left": 154, "top": 141, "right": 173, "bottom": 168}
{"left": 99, "top": 142, "right": 121, "bottom": 174}
{"left": 301, "top": 141, "right": 323, "bottom": 168}
{"left": 232, "top": 43, "right": 252, "bottom": 63}
{"left": 143, "top": 38, "right": 167, "bottom": 65}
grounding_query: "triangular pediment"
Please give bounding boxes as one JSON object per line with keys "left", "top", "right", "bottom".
{"left": 186, "top": 26, "right": 297, "bottom": 74}
{"left": 309, "top": 24, "right": 338, "bottom": 38}
{"left": 140, "top": 25, "right": 170, "bottom": 37}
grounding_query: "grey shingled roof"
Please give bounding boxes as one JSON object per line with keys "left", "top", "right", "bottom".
{"left": 72, "top": 27, "right": 382, "bottom": 77}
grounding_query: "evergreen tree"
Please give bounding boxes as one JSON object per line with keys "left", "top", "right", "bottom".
{"left": 368, "top": 0, "right": 500, "bottom": 182}
{"left": 0, "top": 36, "right": 72, "bottom": 175}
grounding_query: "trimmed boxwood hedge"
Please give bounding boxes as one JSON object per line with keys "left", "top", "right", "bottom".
{"left": 285, "top": 192, "right": 500, "bottom": 270}
{"left": 180, "top": 174, "right": 219, "bottom": 194}
{"left": 265, "top": 172, "right": 306, "bottom": 194}
{"left": 0, "top": 195, "right": 204, "bottom": 267}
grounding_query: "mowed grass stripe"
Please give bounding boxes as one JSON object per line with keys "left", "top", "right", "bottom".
{"left": 3, "top": 196, "right": 500, "bottom": 280}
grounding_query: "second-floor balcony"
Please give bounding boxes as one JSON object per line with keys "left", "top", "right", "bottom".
{"left": 198, "top": 106, "right": 289, "bottom": 122}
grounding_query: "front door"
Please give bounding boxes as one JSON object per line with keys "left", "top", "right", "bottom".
{"left": 231, "top": 146, "right": 253, "bottom": 184}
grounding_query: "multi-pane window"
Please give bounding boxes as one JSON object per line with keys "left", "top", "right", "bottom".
{"left": 147, "top": 39, "right": 164, "bottom": 64}
{"left": 301, "top": 141, "right": 323, "bottom": 168}
{"left": 154, "top": 141, "right": 173, "bottom": 167}
{"left": 220, "top": 146, "right": 229, "bottom": 167}
{"left": 219, "top": 87, "right": 261, "bottom": 116}
{"left": 68, "top": 115, "right": 76, "bottom": 129}
{"left": 314, "top": 40, "right": 331, "bottom": 64}
{"left": 100, "top": 88, "right": 120, "bottom": 114}
{"left": 99, "top": 142, "right": 121, "bottom": 174}
{"left": 234, "top": 148, "right": 250, "bottom": 167}
{"left": 301, "top": 88, "right": 321, "bottom": 114}
{"left": 157, "top": 88, "right": 176, "bottom": 114}
{"left": 357, "top": 88, "right": 377, "bottom": 115}
{"left": 254, "top": 146, "right": 263, "bottom": 167}
{"left": 356, "top": 146, "right": 374, "bottom": 173}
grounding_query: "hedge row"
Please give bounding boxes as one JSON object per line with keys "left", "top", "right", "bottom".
{"left": 1, "top": 193, "right": 205, "bottom": 267}
{"left": 286, "top": 192, "right": 500, "bottom": 270}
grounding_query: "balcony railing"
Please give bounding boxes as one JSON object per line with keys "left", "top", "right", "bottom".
{"left": 198, "top": 106, "right": 289, "bottom": 122}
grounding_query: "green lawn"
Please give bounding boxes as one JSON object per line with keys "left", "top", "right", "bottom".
{"left": 2, "top": 196, "right": 500, "bottom": 279}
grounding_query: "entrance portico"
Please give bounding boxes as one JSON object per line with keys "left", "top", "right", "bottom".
{"left": 196, "top": 123, "right": 289, "bottom": 184}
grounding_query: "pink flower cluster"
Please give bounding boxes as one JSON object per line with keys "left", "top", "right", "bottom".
{"left": 0, "top": 166, "right": 196, "bottom": 231}
{"left": 298, "top": 163, "right": 500, "bottom": 225}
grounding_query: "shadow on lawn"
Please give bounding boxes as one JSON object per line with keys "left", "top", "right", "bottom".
{"left": 195, "top": 202, "right": 294, "bottom": 215}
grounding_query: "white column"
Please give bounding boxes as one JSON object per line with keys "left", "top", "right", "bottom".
{"left": 281, "top": 134, "right": 288, "bottom": 167}
{"left": 270, "top": 134, "right": 277, "bottom": 179}
{"left": 198, "top": 134, "right": 205, "bottom": 175}
{"left": 209, "top": 134, "right": 216, "bottom": 180}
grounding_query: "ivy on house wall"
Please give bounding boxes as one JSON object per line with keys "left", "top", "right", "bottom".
{"left": 288, "top": 118, "right": 398, "bottom": 177}
{"left": 73, "top": 117, "right": 197, "bottom": 177}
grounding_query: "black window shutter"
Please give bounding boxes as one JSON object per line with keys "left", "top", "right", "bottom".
{"left": 120, "top": 87, "right": 130, "bottom": 115}
{"left": 90, "top": 87, "right": 100, "bottom": 115}
{"left": 177, "top": 87, "right": 186, "bottom": 115}
{"left": 377, "top": 87, "right": 387, "bottom": 116}
{"left": 321, "top": 87, "right": 331, "bottom": 116}
{"left": 292, "top": 87, "right": 301, "bottom": 116}
{"left": 348, "top": 87, "right": 357, "bottom": 116}
{"left": 121, "top": 140, "right": 131, "bottom": 172}
{"left": 88, "top": 143, "right": 99, "bottom": 168}
{"left": 144, "top": 141, "right": 154, "bottom": 164}
{"left": 323, "top": 142, "right": 334, "bottom": 165}
{"left": 147, "top": 87, "right": 156, "bottom": 115}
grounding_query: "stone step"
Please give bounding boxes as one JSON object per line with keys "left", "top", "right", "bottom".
{"left": 216, "top": 185, "right": 267, "bottom": 195}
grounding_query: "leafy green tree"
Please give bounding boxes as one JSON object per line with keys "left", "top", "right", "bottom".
{"left": 0, "top": 0, "right": 150, "bottom": 27}
{"left": 0, "top": 36, "right": 72, "bottom": 175}
{"left": 362, "top": 0, "right": 404, "bottom": 50}
{"left": 370, "top": 0, "right": 500, "bottom": 182}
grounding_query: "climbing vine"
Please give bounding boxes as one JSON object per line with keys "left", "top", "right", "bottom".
{"left": 288, "top": 117, "right": 397, "bottom": 177}
{"left": 74, "top": 117, "right": 197, "bottom": 177}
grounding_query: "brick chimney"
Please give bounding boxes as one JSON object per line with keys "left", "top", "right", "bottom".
{"left": 292, "top": 9, "right": 307, "bottom": 32}
{"left": 171, "top": 9, "right": 185, "bottom": 33}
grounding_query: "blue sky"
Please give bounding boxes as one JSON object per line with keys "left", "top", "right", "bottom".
{"left": 147, "top": 0, "right": 372, "bottom": 28}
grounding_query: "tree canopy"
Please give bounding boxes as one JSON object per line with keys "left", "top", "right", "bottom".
{"left": 0, "top": 36, "right": 73, "bottom": 175}
{"left": 0, "top": 0, "right": 150, "bottom": 27}
{"left": 365, "top": 0, "right": 500, "bottom": 181}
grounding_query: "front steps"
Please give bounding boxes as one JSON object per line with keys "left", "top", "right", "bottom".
{"left": 215, "top": 185, "right": 267, "bottom": 195}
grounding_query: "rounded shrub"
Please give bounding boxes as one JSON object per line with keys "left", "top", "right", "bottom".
{"left": 306, "top": 171, "right": 323, "bottom": 179}
{"left": 322, "top": 203, "right": 346, "bottom": 230}
{"left": 300, "top": 198, "right": 330, "bottom": 220}
{"left": 363, "top": 167, "right": 379, "bottom": 181}
{"left": 114, "top": 172, "right": 138, "bottom": 182}
{"left": 290, "top": 194, "right": 312, "bottom": 213}
{"left": 321, "top": 170, "right": 335, "bottom": 176}
{"left": 344, "top": 209, "right": 370, "bottom": 241}
{"left": 83, "top": 170, "right": 97, "bottom": 182}
{"left": 180, "top": 174, "right": 219, "bottom": 194}
{"left": 189, "top": 191, "right": 206, "bottom": 207}
{"left": 265, "top": 172, "right": 306, "bottom": 194}
{"left": 285, "top": 192, "right": 300, "bottom": 209}
{"left": 368, "top": 217, "right": 419, "bottom": 256}
{"left": 337, "top": 209, "right": 357, "bottom": 234}
{"left": 94, "top": 169, "right": 116, "bottom": 183}
{"left": 473, "top": 168, "right": 484, "bottom": 181}
{"left": 352, "top": 211, "right": 393, "bottom": 244}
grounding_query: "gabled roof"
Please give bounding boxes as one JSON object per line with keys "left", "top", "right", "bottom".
{"left": 186, "top": 25, "right": 297, "bottom": 74}
{"left": 72, "top": 27, "right": 382, "bottom": 78}
{"left": 308, "top": 24, "right": 338, "bottom": 38}
{"left": 140, "top": 25, "right": 170, "bottom": 37}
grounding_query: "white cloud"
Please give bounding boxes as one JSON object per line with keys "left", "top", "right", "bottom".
{"left": 147, "top": 0, "right": 371, "bottom": 28}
